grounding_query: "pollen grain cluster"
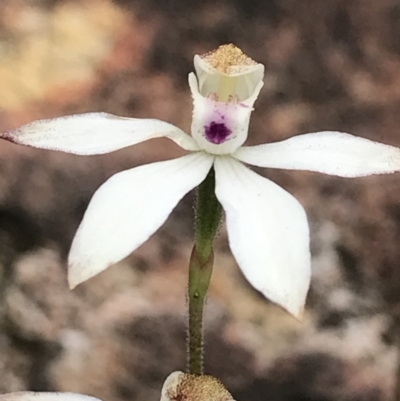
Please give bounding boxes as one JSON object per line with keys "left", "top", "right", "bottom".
{"left": 166, "top": 373, "right": 233, "bottom": 401}
{"left": 201, "top": 44, "right": 257, "bottom": 74}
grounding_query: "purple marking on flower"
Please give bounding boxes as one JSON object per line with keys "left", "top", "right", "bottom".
{"left": 204, "top": 121, "right": 232, "bottom": 144}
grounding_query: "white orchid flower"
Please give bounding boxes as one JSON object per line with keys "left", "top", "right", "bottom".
{"left": 3, "top": 44, "right": 400, "bottom": 318}
{"left": 0, "top": 392, "right": 102, "bottom": 401}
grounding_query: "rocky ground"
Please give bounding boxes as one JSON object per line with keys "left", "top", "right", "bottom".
{"left": 1, "top": 0, "right": 400, "bottom": 400}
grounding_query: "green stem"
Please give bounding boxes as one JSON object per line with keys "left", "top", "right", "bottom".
{"left": 188, "top": 167, "right": 222, "bottom": 375}
{"left": 188, "top": 247, "right": 213, "bottom": 375}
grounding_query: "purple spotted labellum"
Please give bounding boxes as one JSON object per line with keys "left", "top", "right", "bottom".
{"left": 204, "top": 121, "right": 232, "bottom": 144}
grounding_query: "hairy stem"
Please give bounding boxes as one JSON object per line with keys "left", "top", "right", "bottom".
{"left": 187, "top": 167, "right": 222, "bottom": 374}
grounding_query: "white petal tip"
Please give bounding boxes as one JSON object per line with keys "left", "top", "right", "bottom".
{"left": 68, "top": 266, "right": 81, "bottom": 290}
{"left": 289, "top": 303, "right": 305, "bottom": 321}
{"left": 68, "top": 262, "right": 115, "bottom": 289}
{"left": 68, "top": 280, "right": 78, "bottom": 291}
{"left": 262, "top": 290, "right": 306, "bottom": 320}
{"left": 67, "top": 264, "right": 97, "bottom": 290}
{"left": 67, "top": 261, "right": 96, "bottom": 290}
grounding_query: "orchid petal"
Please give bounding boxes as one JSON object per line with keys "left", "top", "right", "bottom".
{"left": 68, "top": 152, "right": 213, "bottom": 288}
{"left": 214, "top": 157, "right": 310, "bottom": 318}
{"left": 234, "top": 131, "right": 400, "bottom": 177}
{"left": 1, "top": 113, "right": 199, "bottom": 154}
{"left": 0, "top": 393, "right": 102, "bottom": 401}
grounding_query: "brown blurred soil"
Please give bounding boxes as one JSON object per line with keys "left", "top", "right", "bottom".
{"left": 1, "top": 0, "right": 400, "bottom": 400}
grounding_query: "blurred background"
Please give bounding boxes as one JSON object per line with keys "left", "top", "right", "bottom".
{"left": 1, "top": 0, "right": 400, "bottom": 400}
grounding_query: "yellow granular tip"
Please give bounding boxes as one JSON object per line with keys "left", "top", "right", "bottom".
{"left": 167, "top": 374, "right": 233, "bottom": 401}
{"left": 201, "top": 44, "right": 257, "bottom": 74}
